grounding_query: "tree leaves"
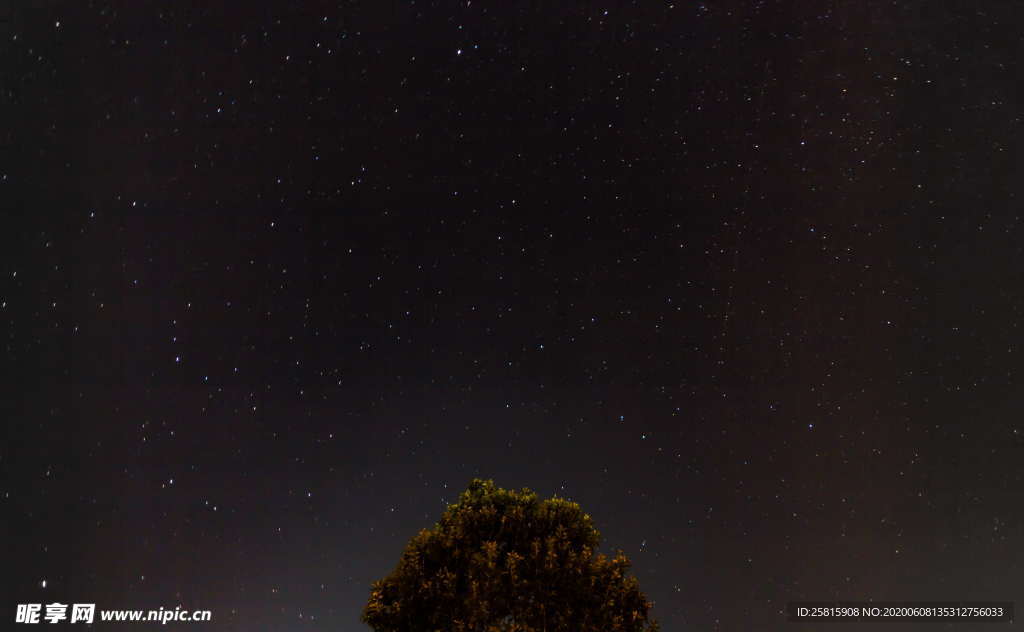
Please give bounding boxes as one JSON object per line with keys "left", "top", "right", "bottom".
{"left": 362, "top": 478, "right": 659, "bottom": 632}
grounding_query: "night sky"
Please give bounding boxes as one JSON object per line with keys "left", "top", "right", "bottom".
{"left": 5, "top": 1, "right": 1024, "bottom": 630}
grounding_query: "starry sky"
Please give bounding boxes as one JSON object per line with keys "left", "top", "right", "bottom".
{"left": 5, "top": 2, "right": 1023, "bottom": 630}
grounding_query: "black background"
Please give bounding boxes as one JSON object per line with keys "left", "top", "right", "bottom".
{"left": 5, "top": 1, "right": 1023, "bottom": 630}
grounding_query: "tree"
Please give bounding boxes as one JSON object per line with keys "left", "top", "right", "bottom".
{"left": 362, "top": 479, "right": 660, "bottom": 632}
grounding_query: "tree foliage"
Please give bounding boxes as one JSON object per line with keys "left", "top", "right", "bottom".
{"left": 362, "top": 479, "right": 660, "bottom": 632}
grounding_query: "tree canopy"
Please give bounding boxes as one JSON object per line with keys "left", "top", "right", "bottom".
{"left": 362, "top": 478, "right": 660, "bottom": 632}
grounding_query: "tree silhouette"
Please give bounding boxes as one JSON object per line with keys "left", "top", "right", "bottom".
{"left": 362, "top": 479, "right": 660, "bottom": 632}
